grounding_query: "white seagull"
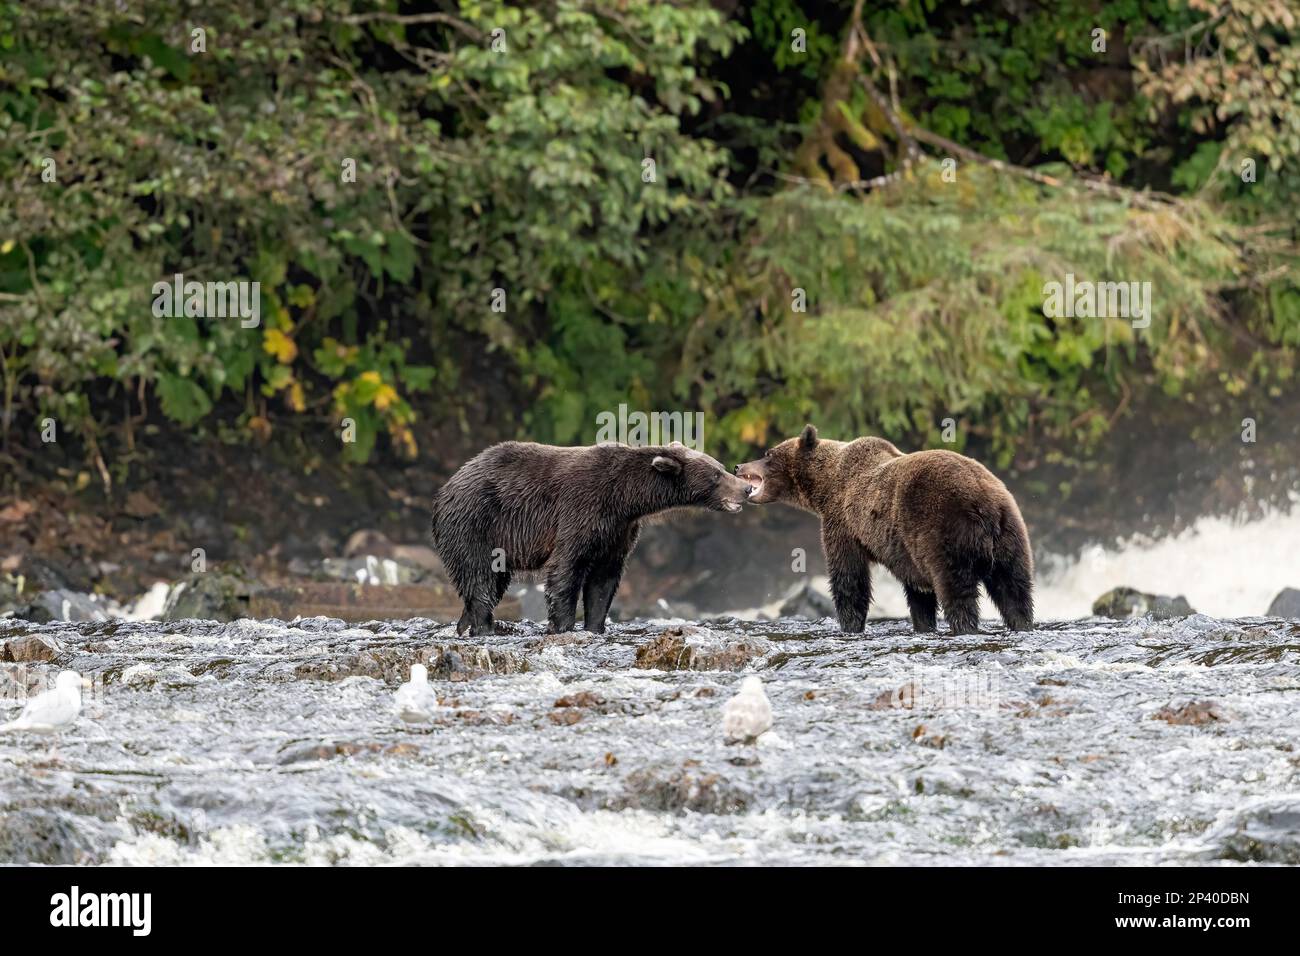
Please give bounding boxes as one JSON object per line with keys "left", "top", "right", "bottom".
{"left": 0, "top": 670, "right": 85, "bottom": 734}
{"left": 394, "top": 663, "right": 439, "bottom": 723}
{"left": 722, "top": 675, "right": 773, "bottom": 743}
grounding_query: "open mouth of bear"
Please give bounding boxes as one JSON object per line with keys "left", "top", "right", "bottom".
{"left": 741, "top": 476, "right": 764, "bottom": 498}
{"left": 720, "top": 499, "right": 744, "bottom": 513}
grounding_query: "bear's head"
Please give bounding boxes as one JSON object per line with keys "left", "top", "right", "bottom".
{"left": 650, "top": 443, "right": 753, "bottom": 514}
{"left": 734, "top": 424, "right": 820, "bottom": 506}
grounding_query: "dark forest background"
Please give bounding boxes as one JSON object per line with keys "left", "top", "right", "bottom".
{"left": 1, "top": 1, "right": 1297, "bottom": 602}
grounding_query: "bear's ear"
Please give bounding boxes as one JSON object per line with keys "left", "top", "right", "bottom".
{"left": 800, "top": 424, "right": 819, "bottom": 451}
{"left": 651, "top": 454, "right": 682, "bottom": 476}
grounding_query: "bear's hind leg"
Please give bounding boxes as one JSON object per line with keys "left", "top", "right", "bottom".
{"left": 903, "top": 585, "right": 938, "bottom": 633}
{"left": 449, "top": 549, "right": 501, "bottom": 637}
{"left": 934, "top": 567, "right": 982, "bottom": 635}
{"left": 457, "top": 596, "right": 496, "bottom": 636}
{"left": 984, "top": 561, "right": 1034, "bottom": 631}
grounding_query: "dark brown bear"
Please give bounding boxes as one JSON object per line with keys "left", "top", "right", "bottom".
{"left": 736, "top": 426, "right": 1033, "bottom": 635}
{"left": 432, "top": 441, "right": 753, "bottom": 636}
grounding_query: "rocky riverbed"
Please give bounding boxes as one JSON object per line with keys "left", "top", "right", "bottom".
{"left": 2, "top": 613, "right": 1299, "bottom": 865}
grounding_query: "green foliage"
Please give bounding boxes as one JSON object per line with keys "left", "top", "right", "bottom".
{"left": 0, "top": 0, "right": 1296, "bottom": 473}
{"left": 681, "top": 163, "right": 1256, "bottom": 465}
{"left": 0, "top": 0, "right": 741, "bottom": 460}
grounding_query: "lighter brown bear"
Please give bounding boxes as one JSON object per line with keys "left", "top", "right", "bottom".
{"left": 736, "top": 426, "right": 1033, "bottom": 635}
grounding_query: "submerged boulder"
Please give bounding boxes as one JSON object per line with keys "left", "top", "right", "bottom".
{"left": 1, "top": 633, "right": 64, "bottom": 663}
{"left": 1151, "top": 700, "right": 1234, "bottom": 726}
{"left": 634, "top": 626, "right": 770, "bottom": 672}
{"left": 1215, "top": 802, "right": 1300, "bottom": 864}
{"left": 0, "top": 575, "right": 22, "bottom": 617}
{"left": 15, "top": 589, "right": 109, "bottom": 623}
{"left": 1266, "top": 587, "right": 1300, "bottom": 618}
{"left": 777, "top": 580, "right": 835, "bottom": 620}
{"left": 319, "top": 555, "right": 427, "bottom": 585}
{"left": 163, "top": 572, "right": 260, "bottom": 622}
{"left": 1092, "top": 586, "right": 1194, "bottom": 620}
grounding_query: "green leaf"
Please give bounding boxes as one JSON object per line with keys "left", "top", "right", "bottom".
{"left": 156, "top": 374, "right": 212, "bottom": 425}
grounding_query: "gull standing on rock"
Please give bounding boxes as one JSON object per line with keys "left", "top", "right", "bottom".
{"left": 0, "top": 670, "right": 85, "bottom": 734}
{"left": 394, "top": 663, "right": 440, "bottom": 723}
{"left": 722, "top": 675, "right": 773, "bottom": 743}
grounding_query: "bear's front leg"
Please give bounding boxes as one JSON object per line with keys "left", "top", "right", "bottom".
{"left": 544, "top": 550, "right": 585, "bottom": 634}
{"left": 821, "top": 521, "right": 871, "bottom": 633}
{"left": 581, "top": 526, "right": 637, "bottom": 635}
{"left": 581, "top": 572, "right": 620, "bottom": 635}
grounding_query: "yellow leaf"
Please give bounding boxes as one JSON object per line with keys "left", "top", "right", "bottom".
{"left": 263, "top": 328, "right": 298, "bottom": 364}
{"left": 0, "top": 239, "right": 14, "bottom": 255}
{"left": 391, "top": 425, "right": 418, "bottom": 458}
{"left": 739, "top": 418, "right": 768, "bottom": 445}
{"left": 373, "top": 383, "right": 398, "bottom": 411}
{"left": 288, "top": 382, "right": 306, "bottom": 412}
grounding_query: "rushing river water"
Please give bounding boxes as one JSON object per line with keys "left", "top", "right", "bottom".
{"left": 2, "top": 613, "right": 1299, "bottom": 866}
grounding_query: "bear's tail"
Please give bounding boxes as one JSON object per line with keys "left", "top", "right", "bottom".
{"left": 982, "top": 503, "right": 1034, "bottom": 631}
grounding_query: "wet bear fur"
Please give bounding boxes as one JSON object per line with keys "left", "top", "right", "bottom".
{"left": 736, "top": 426, "right": 1033, "bottom": 635}
{"left": 432, "top": 441, "right": 752, "bottom": 635}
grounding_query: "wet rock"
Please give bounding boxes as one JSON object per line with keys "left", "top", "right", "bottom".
{"left": 120, "top": 663, "right": 203, "bottom": 688}
{"left": 0, "top": 575, "right": 23, "bottom": 616}
{"left": 339, "top": 530, "right": 442, "bottom": 572}
{"left": 0, "top": 810, "right": 99, "bottom": 865}
{"left": 633, "top": 626, "right": 770, "bottom": 672}
{"left": 427, "top": 644, "right": 526, "bottom": 681}
{"left": 17, "top": 589, "right": 110, "bottom": 623}
{"left": 870, "top": 682, "right": 920, "bottom": 710}
{"left": 911, "top": 724, "right": 947, "bottom": 749}
{"left": 1266, "top": 587, "right": 1300, "bottom": 618}
{"left": 294, "top": 643, "right": 527, "bottom": 683}
{"left": 1215, "top": 803, "right": 1300, "bottom": 864}
{"left": 1092, "top": 586, "right": 1194, "bottom": 620}
{"left": 1015, "top": 691, "right": 1074, "bottom": 718}
{"left": 277, "top": 740, "right": 418, "bottom": 765}
{"left": 777, "top": 580, "right": 835, "bottom": 619}
{"left": 911, "top": 767, "right": 973, "bottom": 797}
{"left": 1152, "top": 700, "right": 1234, "bottom": 726}
{"left": 0, "top": 791, "right": 121, "bottom": 865}
{"left": 163, "top": 572, "right": 260, "bottom": 622}
{"left": 527, "top": 631, "right": 590, "bottom": 651}
{"left": 15, "top": 557, "right": 78, "bottom": 594}
{"left": 448, "top": 708, "right": 516, "bottom": 726}
{"left": 320, "top": 555, "right": 426, "bottom": 586}
{"left": 554, "top": 691, "right": 605, "bottom": 709}
{"left": 617, "top": 766, "right": 750, "bottom": 814}
{"left": 342, "top": 529, "right": 395, "bottom": 557}
{"left": 1, "top": 633, "right": 64, "bottom": 663}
